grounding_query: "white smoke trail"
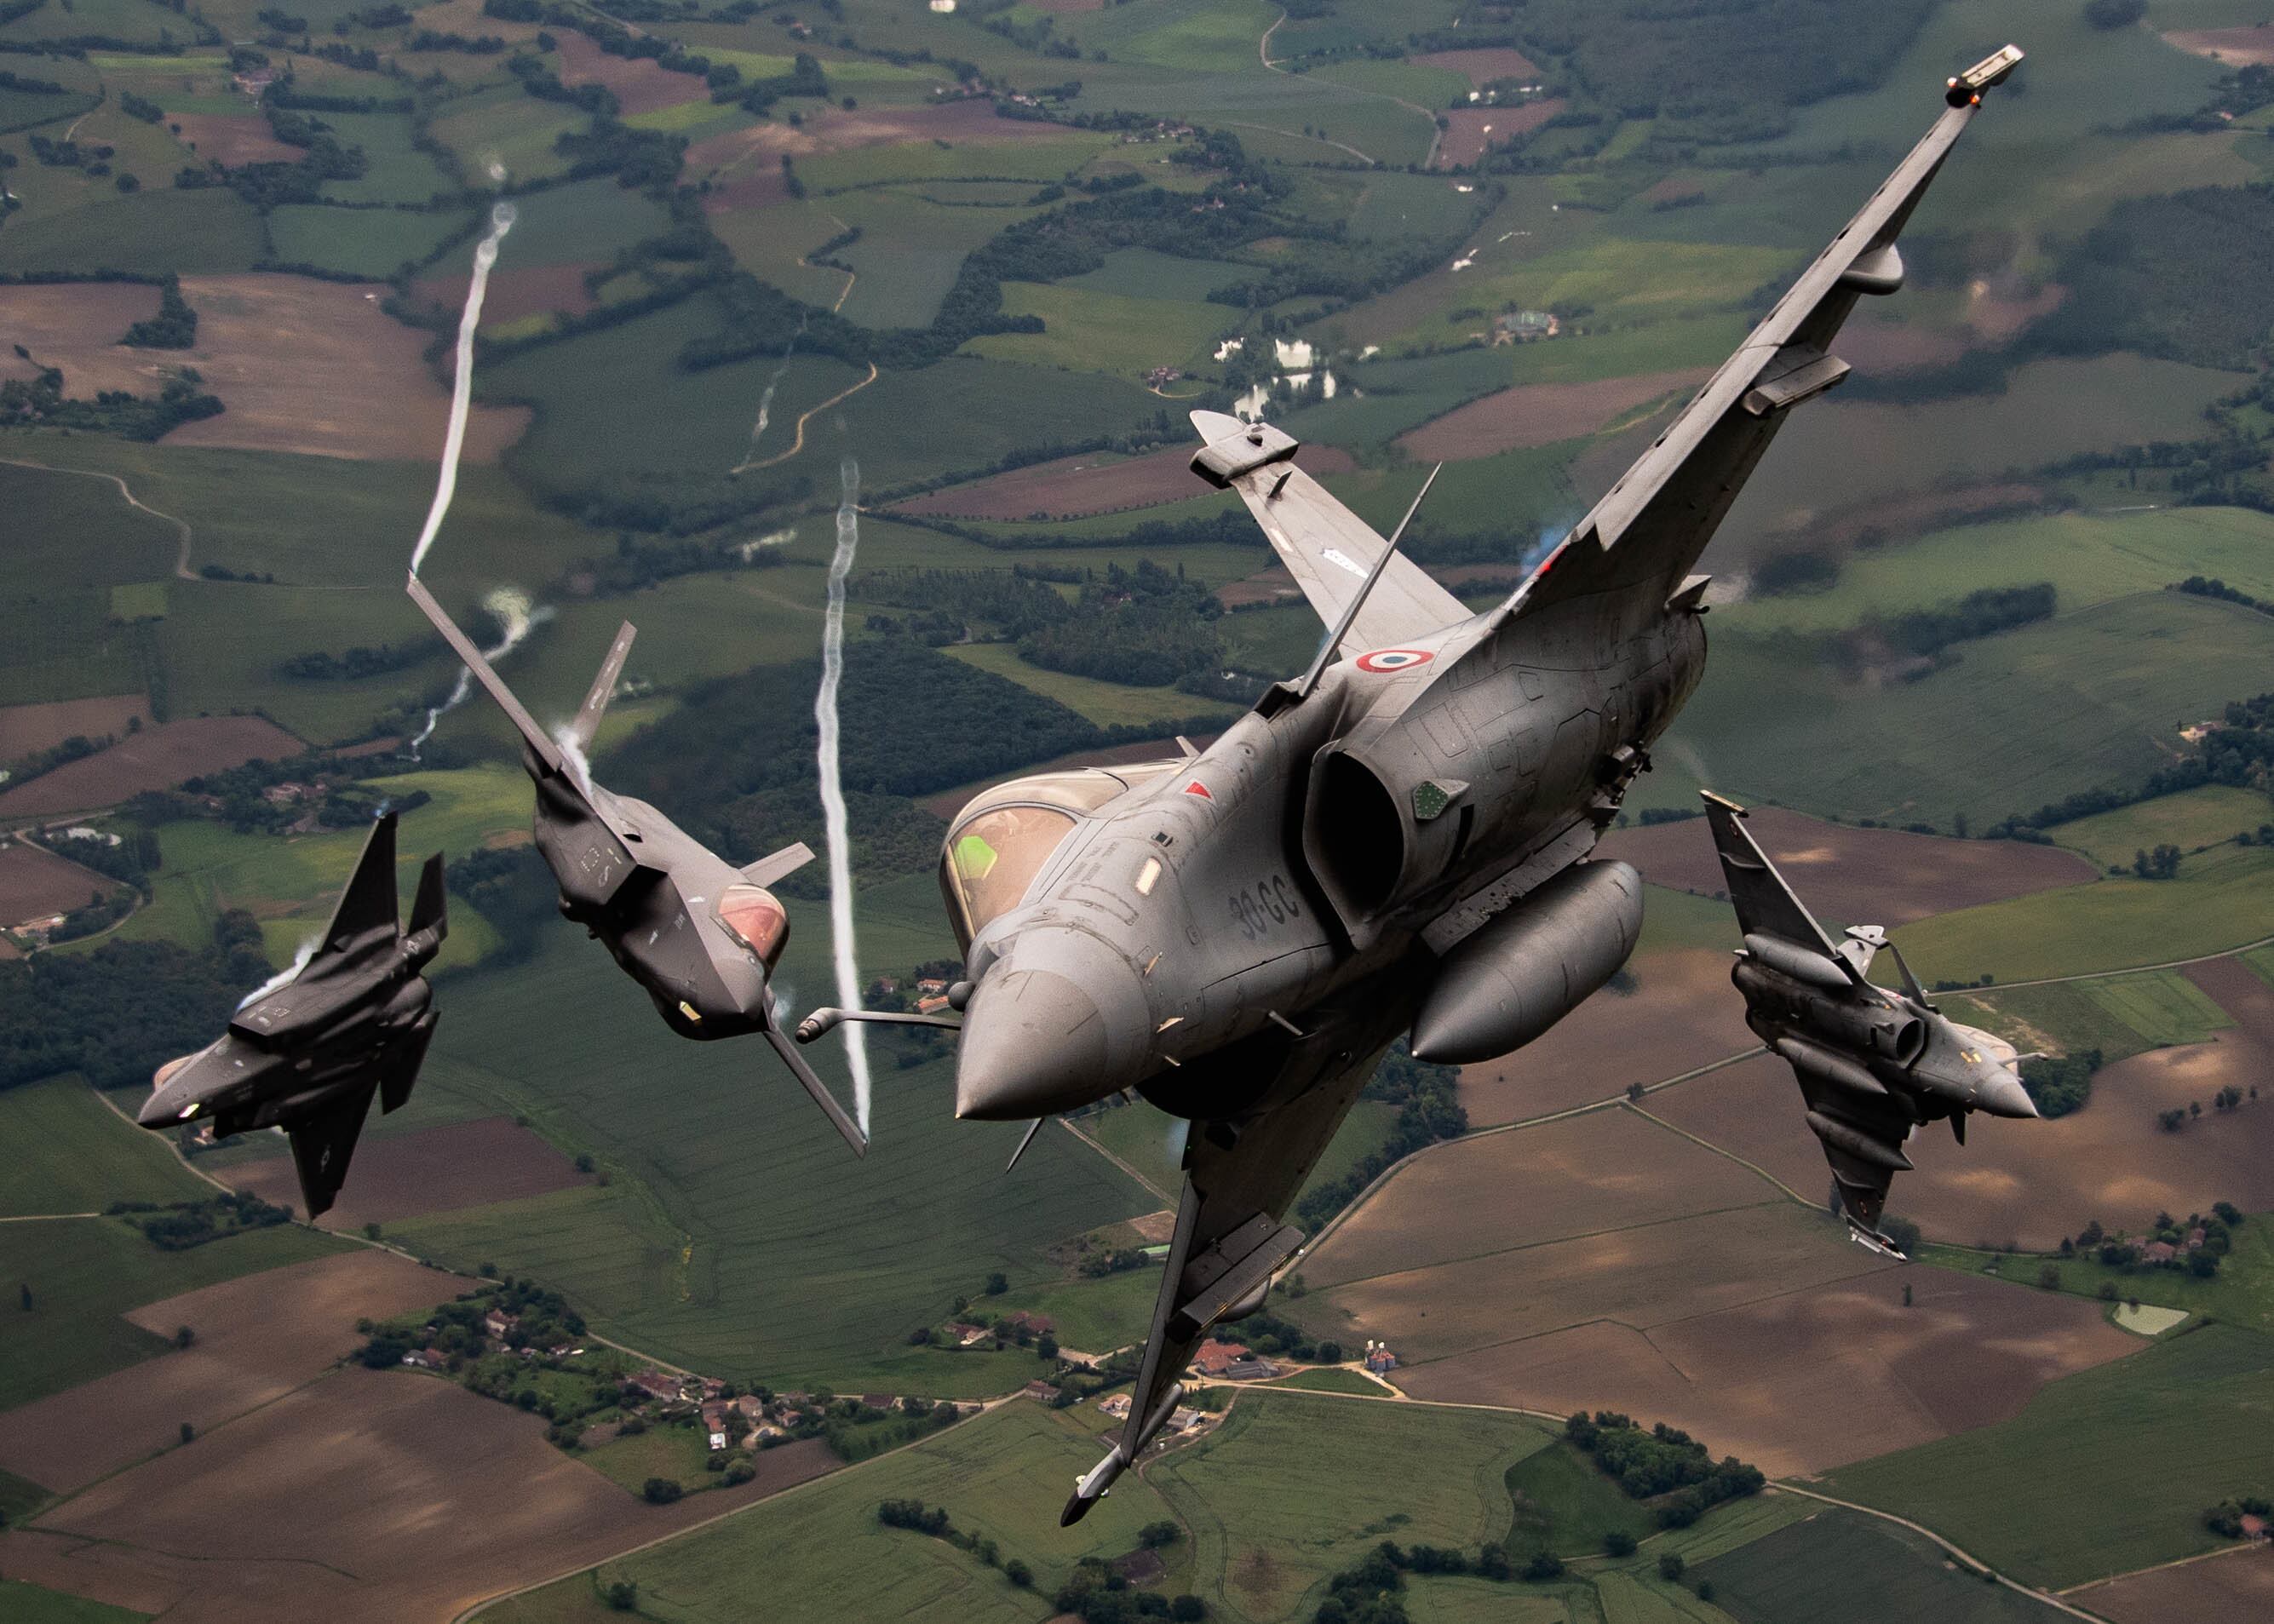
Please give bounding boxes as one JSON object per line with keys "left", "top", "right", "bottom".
{"left": 551, "top": 725, "right": 596, "bottom": 795}
{"left": 734, "top": 526, "right": 797, "bottom": 562}
{"left": 238, "top": 935, "right": 320, "bottom": 1009}
{"left": 732, "top": 316, "right": 810, "bottom": 476}
{"left": 409, "top": 586, "right": 551, "bottom": 755}
{"left": 409, "top": 198, "right": 517, "bottom": 577}
{"left": 814, "top": 457, "right": 872, "bottom": 1133}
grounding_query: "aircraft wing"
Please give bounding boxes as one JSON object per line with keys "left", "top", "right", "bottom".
{"left": 405, "top": 572, "right": 565, "bottom": 775}
{"left": 287, "top": 1083, "right": 378, "bottom": 1219}
{"left": 1783, "top": 1059, "right": 1915, "bottom": 1252}
{"left": 1700, "top": 792, "right": 1846, "bottom": 963}
{"left": 1060, "top": 1023, "right": 1383, "bottom": 1525}
{"left": 1499, "top": 47, "right": 2022, "bottom": 626}
{"left": 1191, "top": 411, "right": 1466, "bottom": 652}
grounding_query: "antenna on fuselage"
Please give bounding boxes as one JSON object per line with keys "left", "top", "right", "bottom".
{"left": 1295, "top": 462, "right": 1444, "bottom": 700}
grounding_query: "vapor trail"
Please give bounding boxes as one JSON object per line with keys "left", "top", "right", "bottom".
{"left": 409, "top": 586, "right": 549, "bottom": 756}
{"left": 732, "top": 315, "right": 809, "bottom": 476}
{"left": 815, "top": 457, "right": 873, "bottom": 1133}
{"left": 409, "top": 198, "right": 517, "bottom": 577}
{"left": 238, "top": 935, "right": 320, "bottom": 1009}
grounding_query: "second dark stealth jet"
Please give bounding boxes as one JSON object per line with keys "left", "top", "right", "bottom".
{"left": 1702, "top": 792, "right": 2036, "bottom": 1255}
{"left": 138, "top": 812, "right": 445, "bottom": 1218}
{"left": 405, "top": 574, "right": 864, "bottom": 1154}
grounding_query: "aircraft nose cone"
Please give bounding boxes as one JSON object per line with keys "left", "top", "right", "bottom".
{"left": 956, "top": 969, "right": 1111, "bottom": 1121}
{"left": 1982, "top": 1067, "right": 2040, "bottom": 1120}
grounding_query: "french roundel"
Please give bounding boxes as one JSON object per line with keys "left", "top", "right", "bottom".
{"left": 1356, "top": 648, "right": 1433, "bottom": 674}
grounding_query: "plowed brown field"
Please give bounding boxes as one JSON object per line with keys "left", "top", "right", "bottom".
{"left": 0, "top": 284, "right": 165, "bottom": 396}
{"left": 0, "top": 694, "right": 153, "bottom": 759}
{"left": 2087, "top": 1544, "right": 2274, "bottom": 1624}
{"left": 0, "top": 715, "right": 303, "bottom": 818}
{"left": 1598, "top": 806, "right": 2094, "bottom": 929}
{"left": 221, "top": 1116, "right": 596, "bottom": 1230}
{"left": 0, "top": 842, "right": 123, "bottom": 927}
{"left": 1399, "top": 368, "right": 1708, "bottom": 462}
{"left": 898, "top": 443, "right": 1354, "bottom": 521}
{"left": 1434, "top": 100, "right": 1564, "bottom": 167}
{"left": 3, "top": 1369, "right": 838, "bottom": 1624}
{"left": 0, "top": 1249, "right": 455, "bottom": 1494}
{"left": 1411, "top": 49, "right": 1542, "bottom": 88}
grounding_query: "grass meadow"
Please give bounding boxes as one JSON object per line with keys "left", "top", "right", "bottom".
{"left": 1695, "top": 1506, "right": 2072, "bottom": 1624}
{"left": 1, "top": 1076, "right": 209, "bottom": 1217}
{"left": 1922, "top": 1215, "right": 2274, "bottom": 1339}
{"left": 1818, "top": 1324, "right": 2274, "bottom": 1588}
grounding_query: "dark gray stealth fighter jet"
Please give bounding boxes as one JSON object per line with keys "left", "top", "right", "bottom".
{"left": 405, "top": 574, "right": 864, "bottom": 1155}
{"left": 137, "top": 812, "right": 445, "bottom": 1218}
{"left": 824, "top": 46, "right": 2021, "bottom": 1524}
{"left": 1701, "top": 792, "right": 2036, "bottom": 1258}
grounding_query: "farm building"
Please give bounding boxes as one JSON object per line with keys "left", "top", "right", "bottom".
{"left": 1192, "top": 1340, "right": 1249, "bottom": 1377}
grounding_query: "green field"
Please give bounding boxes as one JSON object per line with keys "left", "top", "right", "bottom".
{"left": 1147, "top": 1392, "right": 1549, "bottom": 1620}
{"left": 1266, "top": 1367, "right": 1386, "bottom": 1396}
{"left": 943, "top": 642, "right": 1216, "bottom": 731}
{"left": 0, "top": 1215, "right": 345, "bottom": 1409}
{"left": 267, "top": 204, "right": 473, "bottom": 278}
{"left": 0, "top": 186, "right": 265, "bottom": 275}
{"left": 1923, "top": 1216, "right": 2274, "bottom": 1338}
{"left": 0, "top": 1076, "right": 210, "bottom": 1217}
{"left": 1503, "top": 1439, "right": 1659, "bottom": 1558}
{"left": 2047, "top": 785, "right": 2274, "bottom": 874}
{"left": 1819, "top": 1326, "right": 2274, "bottom": 1588}
{"left": 478, "top": 1401, "right": 1182, "bottom": 1624}
{"left": 577, "top": 1417, "right": 715, "bottom": 1496}
{"left": 0, "top": 1580, "right": 148, "bottom": 1624}
{"left": 2075, "top": 971, "right": 2233, "bottom": 1048}
{"left": 966, "top": 280, "right": 1232, "bottom": 376}
{"left": 1695, "top": 1507, "right": 2069, "bottom": 1624}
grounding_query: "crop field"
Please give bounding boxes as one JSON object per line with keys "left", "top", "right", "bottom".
{"left": 1729, "top": 507, "right": 2274, "bottom": 636}
{"left": 2076, "top": 970, "right": 2233, "bottom": 1048}
{"left": 1599, "top": 807, "right": 2094, "bottom": 930}
{"left": 0, "top": 1215, "right": 344, "bottom": 1411}
{"left": 1819, "top": 1325, "right": 2274, "bottom": 1589}
{"left": 0, "top": 1248, "right": 457, "bottom": 1495}
{"left": 369, "top": 922, "right": 1152, "bottom": 1392}
{"left": 0, "top": 716, "right": 304, "bottom": 818}
{"left": 0, "top": 695, "right": 153, "bottom": 760}
{"left": 2087, "top": 1543, "right": 2274, "bottom": 1624}
{"left": 157, "top": 274, "right": 529, "bottom": 463}
{"left": 2041, "top": 784, "right": 2274, "bottom": 873}
{"left": 0, "top": 843, "right": 123, "bottom": 927}
{"left": 1455, "top": 946, "right": 1754, "bottom": 1127}
{"left": 0, "top": 186, "right": 266, "bottom": 276}
{"left": 267, "top": 205, "right": 470, "bottom": 280}
{"left": 942, "top": 642, "right": 1209, "bottom": 729}
{"left": 6, "top": 1366, "right": 829, "bottom": 1624}
{"left": 1400, "top": 368, "right": 1709, "bottom": 462}
{"left": 552, "top": 30, "right": 709, "bottom": 121}
{"left": 966, "top": 280, "right": 1232, "bottom": 377}
{"left": 0, "top": 461, "right": 181, "bottom": 592}
{"left": 1669, "top": 591, "right": 2274, "bottom": 840}
{"left": 1927, "top": 1214, "right": 2274, "bottom": 1340}
{"left": 0, "top": 284, "right": 168, "bottom": 399}
{"left": 0, "top": 1076, "right": 203, "bottom": 1218}
{"left": 220, "top": 1116, "right": 597, "bottom": 1231}
{"left": 482, "top": 1400, "right": 1181, "bottom": 1624}
{"left": 1502, "top": 1439, "right": 1657, "bottom": 1558}
{"left": 1652, "top": 1021, "right": 2274, "bottom": 1252}
{"left": 898, "top": 444, "right": 1348, "bottom": 521}
{"left": 1147, "top": 1393, "right": 1551, "bottom": 1621}
{"left": 1695, "top": 1508, "right": 2072, "bottom": 1624}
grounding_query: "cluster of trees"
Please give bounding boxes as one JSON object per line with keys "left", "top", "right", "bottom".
{"left": 2036, "top": 185, "right": 2274, "bottom": 370}
{"left": 2202, "top": 1495, "right": 2272, "bottom": 1538}
{"left": 2061, "top": 1206, "right": 2242, "bottom": 1277}
{"left": 2158, "top": 1088, "right": 2257, "bottom": 1132}
{"left": 0, "top": 364, "right": 223, "bottom": 440}
{"left": 273, "top": 637, "right": 439, "bottom": 681}
{"left": 1312, "top": 1535, "right": 1598, "bottom": 1623}
{"left": 1018, "top": 560, "right": 1226, "bottom": 690}
{"left": 2020, "top": 1049, "right": 2099, "bottom": 1118}
{"left": 0, "top": 730, "right": 109, "bottom": 789}
{"left": 2131, "top": 844, "right": 2183, "bottom": 880}
{"left": 1985, "top": 686, "right": 2274, "bottom": 841}
{"left": 876, "top": 1498, "right": 1042, "bottom": 1592}
{"left": 0, "top": 910, "right": 269, "bottom": 1091}
{"left": 445, "top": 845, "right": 558, "bottom": 967}
{"left": 852, "top": 567, "right": 1074, "bottom": 641}
{"left": 1565, "top": 1411, "right": 1765, "bottom": 1526}
{"left": 1054, "top": 1558, "right": 1207, "bottom": 1623}
{"left": 1294, "top": 1046, "right": 1467, "bottom": 1231}
{"left": 1820, "top": 584, "right": 2057, "bottom": 679}
{"left": 2173, "top": 575, "right": 2274, "bottom": 618}
{"left": 116, "top": 1191, "right": 293, "bottom": 1249}
{"left": 120, "top": 277, "right": 198, "bottom": 348}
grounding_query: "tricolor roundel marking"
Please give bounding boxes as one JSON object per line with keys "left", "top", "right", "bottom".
{"left": 1356, "top": 648, "right": 1434, "bottom": 674}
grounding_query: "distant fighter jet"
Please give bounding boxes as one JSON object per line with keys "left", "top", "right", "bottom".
{"left": 404, "top": 576, "right": 864, "bottom": 1155}
{"left": 138, "top": 812, "right": 445, "bottom": 1219}
{"left": 1701, "top": 792, "right": 2036, "bottom": 1257}
{"left": 796, "top": 45, "right": 2024, "bottom": 1523}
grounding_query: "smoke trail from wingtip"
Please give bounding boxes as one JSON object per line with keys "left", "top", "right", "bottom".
{"left": 409, "top": 198, "right": 517, "bottom": 577}
{"left": 732, "top": 315, "right": 809, "bottom": 475}
{"left": 409, "top": 586, "right": 549, "bottom": 756}
{"left": 814, "top": 457, "right": 873, "bottom": 1133}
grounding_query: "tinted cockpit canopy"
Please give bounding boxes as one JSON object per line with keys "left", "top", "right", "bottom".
{"left": 938, "top": 766, "right": 1171, "bottom": 950}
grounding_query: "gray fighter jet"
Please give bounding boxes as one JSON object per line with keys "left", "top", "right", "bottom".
{"left": 1701, "top": 792, "right": 2036, "bottom": 1257}
{"left": 137, "top": 812, "right": 445, "bottom": 1218}
{"left": 405, "top": 575, "right": 864, "bottom": 1154}
{"left": 798, "top": 46, "right": 2022, "bottom": 1524}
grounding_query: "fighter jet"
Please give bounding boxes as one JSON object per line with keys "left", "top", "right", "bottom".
{"left": 1700, "top": 793, "right": 2036, "bottom": 1257}
{"left": 405, "top": 574, "right": 864, "bottom": 1155}
{"left": 137, "top": 812, "right": 445, "bottom": 1219}
{"left": 803, "top": 46, "right": 2023, "bottom": 1524}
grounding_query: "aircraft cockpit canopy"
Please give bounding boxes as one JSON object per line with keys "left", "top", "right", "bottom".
{"left": 938, "top": 764, "right": 1176, "bottom": 949}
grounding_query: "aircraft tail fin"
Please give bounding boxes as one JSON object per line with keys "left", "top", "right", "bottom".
{"left": 320, "top": 812, "right": 401, "bottom": 948}
{"left": 287, "top": 1086, "right": 376, "bottom": 1219}
{"left": 405, "top": 573, "right": 565, "bottom": 774}
{"left": 568, "top": 621, "right": 636, "bottom": 755}
{"left": 408, "top": 851, "right": 448, "bottom": 943}
{"left": 1700, "top": 792, "right": 1846, "bottom": 964}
